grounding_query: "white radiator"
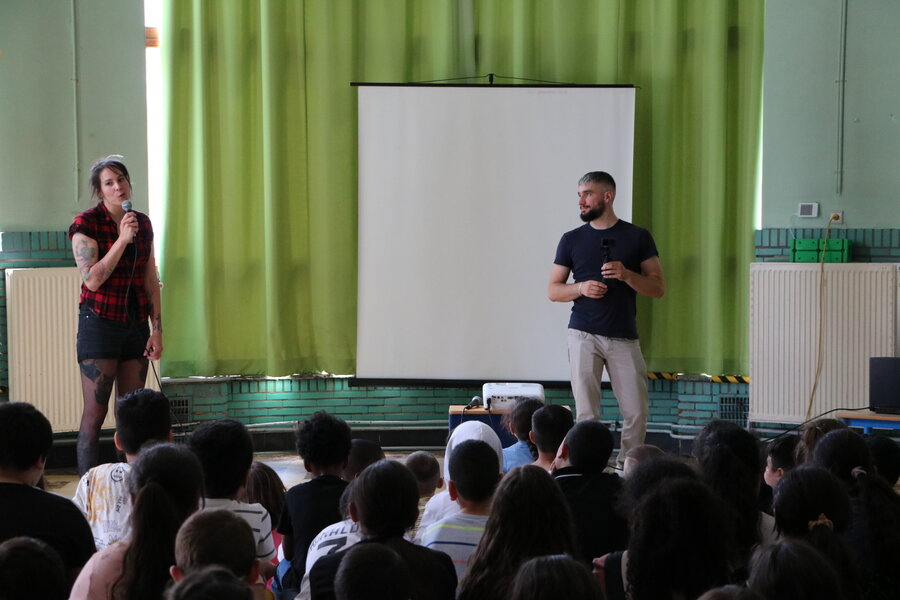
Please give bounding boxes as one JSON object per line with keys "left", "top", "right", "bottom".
{"left": 5, "top": 267, "right": 159, "bottom": 433}
{"left": 749, "top": 263, "right": 899, "bottom": 424}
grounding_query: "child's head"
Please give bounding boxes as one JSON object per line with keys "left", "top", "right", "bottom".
{"left": 295, "top": 411, "right": 352, "bottom": 472}
{"left": 772, "top": 466, "right": 851, "bottom": 537}
{"left": 334, "top": 542, "right": 410, "bottom": 600}
{"left": 237, "top": 461, "right": 285, "bottom": 528}
{"left": 173, "top": 510, "right": 257, "bottom": 583}
{"left": 748, "top": 540, "right": 843, "bottom": 600}
{"left": 622, "top": 444, "right": 664, "bottom": 478}
{"left": 343, "top": 439, "right": 386, "bottom": 481}
{"left": 0, "top": 402, "right": 52, "bottom": 483}
{"left": 865, "top": 435, "right": 900, "bottom": 487}
{"left": 509, "top": 554, "right": 602, "bottom": 600}
{"left": 115, "top": 389, "right": 172, "bottom": 456}
{"left": 697, "top": 586, "right": 766, "bottom": 600}
{"left": 619, "top": 456, "right": 699, "bottom": 516}
{"left": 350, "top": 460, "right": 419, "bottom": 537}
{"left": 165, "top": 565, "right": 253, "bottom": 600}
{"left": 502, "top": 399, "right": 544, "bottom": 441}
{"left": 448, "top": 440, "right": 500, "bottom": 504}
{"left": 810, "top": 428, "right": 871, "bottom": 484}
{"left": 764, "top": 434, "right": 800, "bottom": 489}
{"left": 405, "top": 451, "right": 442, "bottom": 498}
{"left": 188, "top": 419, "right": 253, "bottom": 499}
{"left": 530, "top": 405, "right": 574, "bottom": 456}
{"left": 0, "top": 536, "right": 67, "bottom": 600}
{"left": 558, "top": 420, "right": 613, "bottom": 471}
{"left": 796, "top": 418, "right": 848, "bottom": 465}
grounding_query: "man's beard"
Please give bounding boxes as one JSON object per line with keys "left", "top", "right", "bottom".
{"left": 580, "top": 205, "right": 604, "bottom": 222}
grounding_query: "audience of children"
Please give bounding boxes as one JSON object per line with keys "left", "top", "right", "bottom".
{"left": 747, "top": 539, "right": 844, "bottom": 600}
{"left": 865, "top": 434, "right": 900, "bottom": 487}
{"left": 170, "top": 509, "right": 273, "bottom": 599}
{"left": 621, "top": 443, "right": 664, "bottom": 478}
{"left": 405, "top": 450, "right": 442, "bottom": 532}
{"left": 457, "top": 465, "right": 577, "bottom": 600}
{"left": 71, "top": 442, "right": 203, "bottom": 600}
{"left": 277, "top": 411, "right": 352, "bottom": 595}
{"left": 239, "top": 460, "right": 287, "bottom": 578}
{"left": 795, "top": 417, "right": 848, "bottom": 464}
{"left": 166, "top": 565, "right": 254, "bottom": 600}
{"left": 188, "top": 419, "right": 277, "bottom": 577}
{"left": 500, "top": 399, "right": 543, "bottom": 473}
{"left": 308, "top": 459, "right": 457, "bottom": 600}
{"left": 74, "top": 389, "right": 172, "bottom": 550}
{"left": 0, "top": 402, "right": 96, "bottom": 591}
{"left": 552, "top": 420, "right": 628, "bottom": 563}
{"left": 418, "top": 440, "right": 499, "bottom": 586}
{"left": 763, "top": 432, "right": 800, "bottom": 490}
{"left": 0, "top": 536, "right": 69, "bottom": 600}
{"left": 529, "top": 404, "right": 574, "bottom": 471}
{"left": 417, "top": 421, "right": 502, "bottom": 536}
{"left": 333, "top": 542, "right": 410, "bottom": 600}
{"left": 509, "top": 554, "right": 603, "bottom": 600}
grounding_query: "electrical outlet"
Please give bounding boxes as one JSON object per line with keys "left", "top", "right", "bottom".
{"left": 829, "top": 211, "right": 844, "bottom": 224}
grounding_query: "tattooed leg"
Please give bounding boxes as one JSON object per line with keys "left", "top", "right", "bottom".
{"left": 76, "top": 358, "right": 117, "bottom": 475}
{"left": 116, "top": 357, "right": 149, "bottom": 397}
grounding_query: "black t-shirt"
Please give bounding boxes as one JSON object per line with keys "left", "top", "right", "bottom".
{"left": 553, "top": 466, "right": 629, "bottom": 563}
{"left": 278, "top": 474, "right": 348, "bottom": 581}
{"left": 554, "top": 220, "right": 658, "bottom": 338}
{"left": 0, "top": 482, "right": 96, "bottom": 569}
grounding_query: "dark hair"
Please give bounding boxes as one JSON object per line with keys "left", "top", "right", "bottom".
{"left": 345, "top": 439, "right": 386, "bottom": 480}
{"left": 295, "top": 411, "right": 352, "bottom": 468}
{"left": 117, "top": 443, "right": 204, "bottom": 600}
{"left": 405, "top": 451, "right": 441, "bottom": 496}
{"left": 334, "top": 542, "right": 410, "bottom": 600}
{"left": 578, "top": 171, "right": 616, "bottom": 190}
{"left": 565, "top": 420, "right": 614, "bottom": 471}
{"left": 238, "top": 461, "right": 285, "bottom": 528}
{"left": 449, "top": 440, "right": 500, "bottom": 503}
{"left": 530, "top": 405, "right": 574, "bottom": 454}
{"left": 617, "top": 456, "right": 699, "bottom": 516}
{"left": 693, "top": 420, "right": 763, "bottom": 558}
{"left": 748, "top": 540, "right": 843, "bottom": 600}
{"left": 767, "top": 433, "right": 800, "bottom": 472}
{"left": 115, "top": 389, "right": 172, "bottom": 455}
{"left": 697, "top": 585, "right": 766, "bottom": 600}
{"left": 0, "top": 537, "right": 67, "bottom": 600}
{"left": 772, "top": 466, "right": 858, "bottom": 599}
{"left": 626, "top": 478, "right": 734, "bottom": 600}
{"left": 0, "top": 402, "right": 53, "bottom": 471}
{"left": 795, "top": 418, "right": 847, "bottom": 465}
{"left": 459, "top": 466, "right": 577, "bottom": 599}
{"left": 175, "top": 510, "right": 256, "bottom": 579}
{"left": 166, "top": 565, "right": 253, "bottom": 600}
{"left": 509, "top": 554, "right": 602, "bottom": 600}
{"left": 865, "top": 435, "right": 900, "bottom": 486}
{"left": 188, "top": 419, "right": 253, "bottom": 498}
{"left": 89, "top": 155, "right": 132, "bottom": 200}
{"left": 351, "top": 460, "right": 419, "bottom": 537}
{"left": 502, "top": 399, "right": 544, "bottom": 444}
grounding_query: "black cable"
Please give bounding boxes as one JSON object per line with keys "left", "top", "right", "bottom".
{"left": 757, "top": 405, "right": 871, "bottom": 443}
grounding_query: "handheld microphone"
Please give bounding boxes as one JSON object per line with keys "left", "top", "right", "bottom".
{"left": 599, "top": 239, "right": 612, "bottom": 282}
{"left": 121, "top": 200, "right": 136, "bottom": 242}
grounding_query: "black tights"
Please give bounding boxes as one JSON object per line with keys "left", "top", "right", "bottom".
{"left": 76, "top": 357, "right": 148, "bottom": 474}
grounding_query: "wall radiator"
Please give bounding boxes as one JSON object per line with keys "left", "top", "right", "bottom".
{"left": 749, "top": 263, "right": 899, "bottom": 424}
{"left": 6, "top": 267, "right": 159, "bottom": 432}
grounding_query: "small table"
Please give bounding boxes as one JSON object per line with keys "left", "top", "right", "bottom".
{"left": 448, "top": 405, "right": 516, "bottom": 447}
{"left": 836, "top": 410, "right": 900, "bottom": 434}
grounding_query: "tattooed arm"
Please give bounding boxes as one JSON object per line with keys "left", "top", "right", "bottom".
{"left": 72, "top": 232, "right": 131, "bottom": 292}
{"left": 143, "top": 244, "right": 163, "bottom": 360}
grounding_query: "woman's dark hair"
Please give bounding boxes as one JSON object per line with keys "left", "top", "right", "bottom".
{"left": 89, "top": 155, "right": 131, "bottom": 200}
{"left": 351, "top": 460, "right": 419, "bottom": 537}
{"left": 617, "top": 455, "right": 699, "bottom": 517}
{"left": 509, "top": 554, "right": 603, "bottom": 600}
{"left": 0, "top": 536, "right": 67, "bottom": 600}
{"left": 772, "top": 466, "right": 858, "bottom": 599}
{"left": 693, "top": 420, "right": 763, "bottom": 560}
{"left": 795, "top": 418, "right": 847, "bottom": 465}
{"left": 812, "top": 428, "right": 900, "bottom": 595}
{"left": 115, "top": 443, "right": 203, "bottom": 600}
{"left": 238, "top": 461, "right": 286, "bottom": 528}
{"left": 458, "top": 465, "right": 577, "bottom": 600}
{"left": 748, "top": 540, "right": 843, "bottom": 600}
{"left": 626, "top": 478, "right": 734, "bottom": 600}
{"left": 866, "top": 435, "right": 900, "bottom": 487}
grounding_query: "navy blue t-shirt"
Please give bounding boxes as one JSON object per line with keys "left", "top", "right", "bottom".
{"left": 554, "top": 220, "right": 658, "bottom": 339}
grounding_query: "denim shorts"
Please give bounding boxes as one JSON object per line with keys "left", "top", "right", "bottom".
{"left": 76, "top": 306, "right": 149, "bottom": 362}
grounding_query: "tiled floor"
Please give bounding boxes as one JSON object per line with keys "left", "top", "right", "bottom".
{"left": 44, "top": 450, "right": 445, "bottom": 500}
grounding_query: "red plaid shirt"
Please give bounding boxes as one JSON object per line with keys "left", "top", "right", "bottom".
{"left": 69, "top": 202, "right": 154, "bottom": 323}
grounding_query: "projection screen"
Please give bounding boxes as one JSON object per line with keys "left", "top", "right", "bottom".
{"left": 356, "top": 84, "right": 635, "bottom": 382}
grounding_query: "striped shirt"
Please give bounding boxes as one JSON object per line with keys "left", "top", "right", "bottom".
{"left": 418, "top": 512, "right": 488, "bottom": 584}
{"left": 200, "top": 497, "right": 277, "bottom": 560}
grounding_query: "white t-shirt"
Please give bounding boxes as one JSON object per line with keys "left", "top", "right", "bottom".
{"left": 72, "top": 462, "right": 133, "bottom": 550}
{"left": 200, "top": 497, "right": 277, "bottom": 560}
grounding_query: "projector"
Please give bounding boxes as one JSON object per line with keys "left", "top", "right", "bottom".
{"left": 481, "top": 383, "right": 545, "bottom": 411}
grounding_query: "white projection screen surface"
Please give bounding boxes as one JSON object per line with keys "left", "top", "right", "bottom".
{"left": 356, "top": 85, "right": 635, "bottom": 382}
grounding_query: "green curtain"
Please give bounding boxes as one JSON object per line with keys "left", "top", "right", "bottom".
{"left": 160, "top": 0, "right": 763, "bottom": 377}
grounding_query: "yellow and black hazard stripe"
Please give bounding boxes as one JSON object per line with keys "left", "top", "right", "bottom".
{"left": 708, "top": 375, "right": 750, "bottom": 384}
{"left": 647, "top": 372, "right": 678, "bottom": 380}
